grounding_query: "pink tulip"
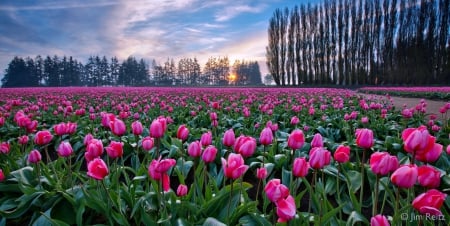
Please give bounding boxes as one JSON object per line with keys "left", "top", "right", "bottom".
{"left": 66, "top": 122, "right": 77, "bottom": 134}
{"left": 110, "top": 119, "right": 126, "bottom": 136}
{"left": 188, "top": 141, "right": 202, "bottom": 157}
{"left": 370, "top": 214, "right": 390, "bottom": 226}
{"left": 141, "top": 136, "right": 154, "bottom": 151}
{"left": 34, "top": 130, "right": 53, "bottom": 146}
{"left": 86, "top": 139, "right": 104, "bottom": 158}
{"left": 259, "top": 127, "right": 273, "bottom": 146}
{"left": 391, "top": 164, "right": 418, "bottom": 188}
{"left": 334, "top": 145, "right": 350, "bottom": 163}
{"left": 18, "top": 135, "right": 29, "bottom": 145}
{"left": 401, "top": 126, "right": 430, "bottom": 154}
{"left": 200, "top": 131, "right": 212, "bottom": 147}
{"left": 0, "top": 169, "right": 5, "bottom": 182}
{"left": 290, "top": 116, "right": 299, "bottom": 125}
{"left": 361, "top": 116, "right": 369, "bottom": 124}
{"left": 202, "top": 145, "right": 217, "bottom": 163}
{"left": 417, "top": 165, "right": 441, "bottom": 188}
{"left": 309, "top": 147, "right": 331, "bottom": 169}
{"left": 447, "top": 145, "right": 450, "bottom": 155}
{"left": 355, "top": 128, "right": 374, "bottom": 149}
{"left": 234, "top": 135, "right": 257, "bottom": 157}
{"left": 292, "top": 157, "right": 309, "bottom": 177}
{"left": 221, "top": 153, "right": 249, "bottom": 180}
{"left": 131, "top": 121, "right": 143, "bottom": 136}
{"left": 177, "top": 124, "right": 189, "bottom": 141}
{"left": 28, "top": 149, "right": 42, "bottom": 164}
{"left": 412, "top": 189, "right": 447, "bottom": 216}
{"left": 209, "top": 112, "right": 218, "bottom": 121}
{"left": 256, "top": 167, "right": 268, "bottom": 179}
{"left": 416, "top": 143, "right": 443, "bottom": 163}
{"left": 369, "top": 152, "right": 399, "bottom": 176}
{"left": 0, "top": 142, "right": 10, "bottom": 154}
{"left": 87, "top": 158, "right": 109, "bottom": 180}
{"left": 53, "top": 122, "right": 67, "bottom": 136}
{"left": 222, "top": 129, "right": 235, "bottom": 147}
{"left": 101, "top": 112, "right": 116, "bottom": 128}
{"left": 287, "top": 129, "right": 305, "bottom": 150}
{"left": 150, "top": 118, "right": 165, "bottom": 138}
{"left": 57, "top": 141, "right": 73, "bottom": 157}
{"left": 311, "top": 133, "right": 323, "bottom": 148}
{"left": 265, "top": 178, "right": 289, "bottom": 203}
{"left": 148, "top": 157, "right": 176, "bottom": 191}
{"left": 276, "top": 195, "right": 296, "bottom": 222}
{"left": 83, "top": 133, "right": 94, "bottom": 146}
{"left": 106, "top": 141, "right": 124, "bottom": 159}
{"left": 177, "top": 184, "right": 188, "bottom": 197}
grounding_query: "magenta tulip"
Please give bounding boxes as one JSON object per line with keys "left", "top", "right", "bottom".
{"left": 141, "top": 136, "right": 154, "bottom": 151}
{"left": 311, "top": 133, "right": 323, "bottom": 148}
{"left": 234, "top": 135, "right": 257, "bottom": 157}
{"left": 287, "top": 129, "right": 305, "bottom": 150}
{"left": 276, "top": 195, "right": 296, "bottom": 222}
{"left": 0, "top": 169, "right": 5, "bottom": 182}
{"left": 256, "top": 167, "right": 268, "bottom": 179}
{"left": 309, "top": 147, "right": 331, "bottom": 169}
{"left": 355, "top": 128, "right": 374, "bottom": 149}
{"left": 412, "top": 189, "right": 447, "bottom": 216}
{"left": 370, "top": 214, "right": 390, "bottom": 226}
{"left": 417, "top": 165, "right": 441, "bottom": 188}
{"left": 106, "top": 141, "right": 124, "bottom": 159}
{"left": 265, "top": 178, "right": 289, "bottom": 203}
{"left": 200, "top": 131, "right": 212, "bottom": 147}
{"left": 28, "top": 149, "right": 42, "bottom": 164}
{"left": 110, "top": 119, "right": 126, "bottom": 136}
{"left": 369, "top": 152, "right": 399, "bottom": 176}
{"left": 148, "top": 157, "right": 176, "bottom": 191}
{"left": 202, "top": 145, "right": 217, "bottom": 163}
{"left": 292, "top": 157, "right": 309, "bottom": 177}
{"left": 177, "top": 184, "right": 188, "bottom": 197}
{"left": 334, "top": 145, "right": 350, "bottom": 163}
{"left": 150, "top": 119, "right": 165, "bottom": 138}
{"left": 0, "top": 142, "right": 10, "bottom": 154}
{"left": 391, "top": 164, "right": 418, "bottom": 188}
{"left": 222, "top": 129, "right": 235, "bottom": 147}
{"left": 131, "top": 121, "right": 143, "bottom": 136}
{"left": 86, "top": 139, "right": 104, "bottom": 158}
{"left": 177, "top": 124, "right": 189, "bottom": 141}
{"left": 87, "top": 158, "right": 109, "bottom": 180}
{"left": 188, "top": 141, "right": 202, "bottom": 157}
{"left": 260, "top": 127, "right": 273, "bottom": 146}
{"left": 34, "top": 130, "right": 53, "bottom": 146}
{"left": 57, "top": 141, "right": 73, "bottom": 157}
{"left": 221, "top": 153, "right": 249, "bottom": 180}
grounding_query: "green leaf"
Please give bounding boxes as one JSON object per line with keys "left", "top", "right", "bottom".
{"left": 203, "top": 217, "right": 226, "bottom": 226}
{"left": 239, "top": 214, "right": 272, "bottom": 226}
{"left": 345, "top": 211, "right": 368, "bottom": 226}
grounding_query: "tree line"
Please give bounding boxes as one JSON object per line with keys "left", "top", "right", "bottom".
{"left": 266, "top": 0, "right": 450, "bottom": 86}
{"left": 1, "top": 55, "right": 262, "bottom": 87}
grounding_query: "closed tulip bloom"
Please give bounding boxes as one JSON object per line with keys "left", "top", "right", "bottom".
{"left": 234, "top": 135, "right": 257, "bottom": 157}
{"left": 256, "top": 167, "right": 268, "bottom": 179}
{"left": 200, "top": 131, "right": 212, "bottom": 147}
{"left": 87, "top": 158, "right": 109, "bottom": 180}
{"left": 150, "top": 119, "right": 165, "bottom": 138}
{"left": 416, "top": 143, "right": 443, "bottom": 163}
{"left": 57, "top": 141, "right": 73, "bottom": 157}
{"left": 0, "top": 169, "right": 5, "bottom": 182}
{"left": 401, "top": 126, "right": 430, "bottom": 154}
{"left": 26, "top": 120, "right": 38, "bottom": 133}
{"left": 131, "top": 121, "right": 143, "bottom": 136}
{"left": 221, "top": 153, "right": 249, "bottom": 180}
{"left": 290, "top": 116, "right": 299, "bottom": 125}
{"left": 83, "top": 133, "right": 94, "bottom": 146}
{"left": 106, "top": 141, "right": 124, "bottom": 159}
{"left": 28, "top": 149, "right": 42, "bottom": 164}
{"left": 334, "top": 145, "right": 350, "bottom": 163}
{"left": 222, "top": 129, "right": 235, "bottom": 147}
{"left": 177, "top": 124, "right": 189, "bottom": 141}
{"left": 0, "top": 142, "right": 10, "bottom": 154}
{"left": 292, "top": 157, "right": 309, "bottom": 177}
{"left": 309, "top": 147, "right": 331, "bottom": 169}
{"left": 311, "top": 133, "right": 323, "bottom": 148}
{"left": 141, "top": 136, "right": 154, "bottom": 151}
{"left": 177, "top": 184, "right": 188, "bottom": 197}
{"left": 355, "top": 128, "right": 374, "bottom": 149}
{"left": 276, "top": 195, "right": 296, "bottom": 222}
{"left": 110, "top": 119, "right": 126, "bottom": 136}
{"left": 446, "top": 144, "right": 450, "bottom": 155}
{"left": 34, "top": 130, "right": 53, "bottom": 146}
{"left": 188, "top": 141, "right": 202, "bottom": 157}
{"left": 101, "top": 113, "right": 116, "bottom": 128}
{"left": 260, "top": 127, "right": 273, "bottom": 146}
{"left": 66, "top": 122, "right": 77, "bottom": 134}
{"left": 209, "top": 112, "right": 218, "bottom": 121}
{"left": 287, "top": 129, "right": 305, "bottom": 150}
{"left": 265, "top": 178, "right": 290, "bottom": 203}
{"left": 86, "top": 139, "right": 104, "bottom": 158}
{"left": 18, "top": 135, "right": 29, "bottom": 145}
{"left": 202, "top": 145, "right": 217, "bottom": 163}
{"left": 391, "top": 164, "right": 418, "bottom": 188}
{"left": 370, "top": 214, "right": 390, "bottom": 226}
{"left": 53, "top": 122, "right": 67, "bottom": 136}
{"left": 412, "top": 189, "right": 447, "bottom": 216}
{"left": 361, "top": 116, "right": 369, "bottom": 124}
{"left": 417, "top": 165, "right": 441, "bottom": 188}
{"left": 370, "top": 152, "right": 399, "bottom": 176}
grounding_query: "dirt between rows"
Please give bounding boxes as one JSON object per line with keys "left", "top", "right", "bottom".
{"left": 357, "top": 93, "right": 449, "bottom": 117}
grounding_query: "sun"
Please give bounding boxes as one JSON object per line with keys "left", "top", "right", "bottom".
{"left": 228, "top": 73, "right": 237, "bottom": 82}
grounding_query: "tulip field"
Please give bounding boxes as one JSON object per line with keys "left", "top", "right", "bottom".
{"left": 0, "top": 87, "right": 449, "bottom": 225}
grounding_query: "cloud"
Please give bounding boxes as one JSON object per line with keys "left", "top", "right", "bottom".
{"left": 215, "top": 3, "right": 267, "bottom": 22}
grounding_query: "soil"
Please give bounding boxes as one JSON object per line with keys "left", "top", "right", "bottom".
{"left": 357, "top": 93, "right": 449, "bottom": 118}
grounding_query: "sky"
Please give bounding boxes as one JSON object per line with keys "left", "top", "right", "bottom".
{"left": 0, "top": 0, "right": 320, "bottom": 80}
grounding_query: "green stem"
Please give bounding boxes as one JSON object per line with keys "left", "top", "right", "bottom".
{"left": 228, "top": 180, "right": 232, "bottom": 226}
{"left": 337, "top": 163, "right": 342, "bottom": 222}
{"left": 359, "top": 148, "right": 366, "bottom": 213}
{"left": 373, "top": 174, "right": 379, "bottom": 216}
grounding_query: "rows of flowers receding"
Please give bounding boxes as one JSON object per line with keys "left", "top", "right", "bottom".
{"left": 358, "top": 86, "right": 450, "bottom": 100}
{"left": 0, "top": 87, "right": 449, "bottom": 225}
